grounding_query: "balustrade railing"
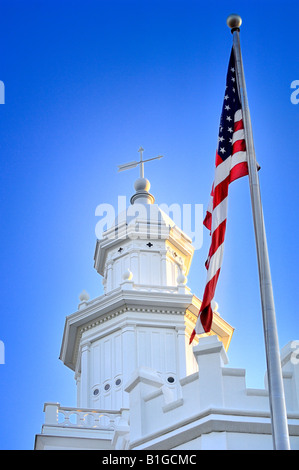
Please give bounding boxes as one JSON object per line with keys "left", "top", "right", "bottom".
{"left": 43, "top": 403, "right": 123, "bottom": 430}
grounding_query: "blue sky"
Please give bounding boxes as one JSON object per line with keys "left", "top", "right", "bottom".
{"left": 0, "top": 0, "right": 298, "bottom": 449}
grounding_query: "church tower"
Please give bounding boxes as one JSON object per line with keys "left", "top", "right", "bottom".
{"left": 36, "top": 149, "right": 299, "bottom": 451}
{"left": 59, "top": 149, "right": 234, "bottom": 412}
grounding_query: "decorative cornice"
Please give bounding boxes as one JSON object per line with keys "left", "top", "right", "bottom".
{"left": 72, "top": 307, "right": 186, "bottom": 374}
{"left": 60, "top": 288, "right": 193, "bottom": 372}
{"left": 79, "top": 306, "right": 185, "bottom": 335}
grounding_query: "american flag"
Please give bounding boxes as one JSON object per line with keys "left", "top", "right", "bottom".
{"left": 190, "top": 47, "right": 248, "bottom": 344}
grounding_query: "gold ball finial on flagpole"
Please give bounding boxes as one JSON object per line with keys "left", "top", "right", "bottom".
{"left": 226, "top": 14, "right": 242, "bottom": 31}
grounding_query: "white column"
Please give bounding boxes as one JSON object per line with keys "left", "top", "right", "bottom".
{"left": 106, "top": 260, "right": 113, "bottom": 292}
{"left": 121, "top": 324, "right": 136, "bottom": 409}
{"left": 75, "top": 374, "right": 81, "bottom": 407}
{"left": 176, "top": 324, "right": 187, "bottom": 380}
{"left": 80, "top": 341, "right": 91, "bottom": 408}
{"left": 130, "top": 251, "right": 139, "bottom": 284}
{"left": 160, "top": 249, "right": 167, "bottom": 285}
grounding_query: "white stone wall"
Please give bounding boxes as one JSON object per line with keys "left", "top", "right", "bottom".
{"left": 121, "top": 336, "right": 299, "bottom": 450}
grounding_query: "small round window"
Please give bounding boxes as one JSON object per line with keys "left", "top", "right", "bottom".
{"left": 93, "top": 388, "right": 99, "bottom": 396}
{"left": 104, "top": 383, "right": 111, "bottom": 392}
{"left": 115, "top": 378, "right": 122, "bottom": 386}
{"left": 167, "top": 376, "right": 175, "bottom": 384}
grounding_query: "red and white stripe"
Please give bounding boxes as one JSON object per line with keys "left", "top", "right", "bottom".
{"left": 190, "top": 109, "right": 248, "bottom": 344}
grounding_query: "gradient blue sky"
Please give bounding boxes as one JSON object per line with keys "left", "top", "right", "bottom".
{"left": 0, "top": 0, "right": 298, "bottom": 450}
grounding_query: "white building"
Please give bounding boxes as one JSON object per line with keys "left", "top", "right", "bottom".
{"left": 34, "top": 173, "right": 299, "bottom": 451}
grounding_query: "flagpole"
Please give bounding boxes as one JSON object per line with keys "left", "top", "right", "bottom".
{"left": 226, "top": 14, "right": 290, "bottom": 450}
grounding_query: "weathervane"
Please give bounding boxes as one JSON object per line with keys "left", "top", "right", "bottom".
{"left": 117, "top": 147, "right": 164, "bottom": 179}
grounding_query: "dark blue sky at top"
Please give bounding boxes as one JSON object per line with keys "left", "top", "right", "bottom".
{"left": 0, "top": 0, "right": 298, "bottom": 449}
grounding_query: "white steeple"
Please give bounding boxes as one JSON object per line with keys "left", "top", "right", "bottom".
{"left": 94, "top": 148, "right": 194, "bottom": 295}
{"left": 59, "top": 151, "right": 234, "bottom": 413}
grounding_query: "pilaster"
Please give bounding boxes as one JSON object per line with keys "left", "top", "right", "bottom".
{"left": 79, "top": 341, "right": 91, "bottom": 408}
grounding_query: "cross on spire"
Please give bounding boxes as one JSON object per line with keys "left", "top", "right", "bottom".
{"left": 138, "top": 146, "right": 145, "bottom": 178}
{"left": 117, "top": 147, "right": 164, "bottom": 179}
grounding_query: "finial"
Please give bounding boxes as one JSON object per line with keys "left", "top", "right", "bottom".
{"left": 79, "top": 289, "right": 90, "bottom": 302}
{"left": 226, "top": 14, "right": 242, "bottom": 32}
{"left": 134, "top": 177, "right": 151, "bottom": 192}
{"left": 177, "top": 269, "right": 187, "bottom": 286}
{"left": 122, "top": 268, "right": 133, "bottom": 281}
{"left": 130, "top": 178, "right": 155, "bottom": 205}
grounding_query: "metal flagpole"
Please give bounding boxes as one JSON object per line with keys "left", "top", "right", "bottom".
{"left": 226, "top": 14, "right": 290, "bottom": 450}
